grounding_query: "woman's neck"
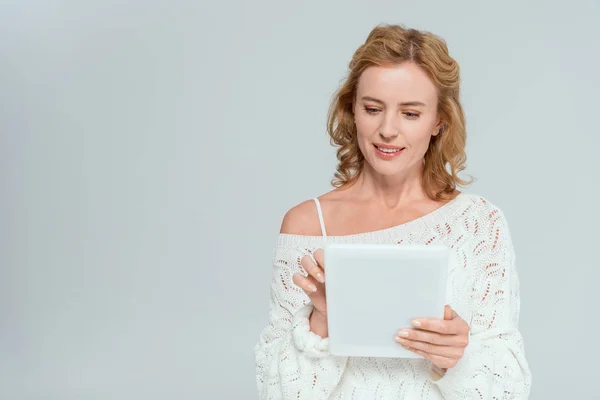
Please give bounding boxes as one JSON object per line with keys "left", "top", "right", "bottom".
{"left": 343, "top": 163, "right": 430, "bottom": 209}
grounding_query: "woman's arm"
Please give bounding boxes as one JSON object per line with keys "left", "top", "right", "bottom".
{"left": 431, "top": 206, "right": 532, "bottom": 399}
{"left": 254, "top": 205, "right": 348, "bottom": 399}
{"left": 309, "top": 307, "right": 329, "bottom": 338}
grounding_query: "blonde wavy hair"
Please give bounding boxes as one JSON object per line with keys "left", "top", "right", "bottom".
{"left": 327, "top": 24, "right": 474, "bottom": 201}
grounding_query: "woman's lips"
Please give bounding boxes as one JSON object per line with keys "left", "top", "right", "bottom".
{"left": 374, "top": 144, "right": 405, "bottom": 158}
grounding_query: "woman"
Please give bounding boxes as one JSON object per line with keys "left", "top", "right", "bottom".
{"left": 254, "top": 24, "right": 532, "bottom": 399}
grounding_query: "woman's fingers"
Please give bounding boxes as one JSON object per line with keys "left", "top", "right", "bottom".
{"left": 301, "top": 252, "right": 325, "bottom": 283}
{"left": 292, "top": 271, "right": 327, "bottom": 314}
{"left": 395, "top": 328, "right": 464, "bottom": 347}
{"left": 290, "top": 249, "right": 328, "bottom": 314}
{"left": 292, "top": 273, "right": 319, "bottom": 293}
{"left": 292, "top": 250, "right": 328, "bottom": 314}
{"left": 401, "top": 345, "right": 458, "bottom": 369}
{"left": 313, "top": 249, "right": 325, "bottom": 278}
{"left": 396, "top": 337, "right": 464, "bottom": 359}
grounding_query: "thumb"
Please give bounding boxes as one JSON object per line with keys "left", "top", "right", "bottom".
{"left": 444, "top": 305, "right": 457, "bottom": 320}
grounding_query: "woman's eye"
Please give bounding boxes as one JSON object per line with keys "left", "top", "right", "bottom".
{"left": 363, "top": 107, "right": 419, "bottom": 118}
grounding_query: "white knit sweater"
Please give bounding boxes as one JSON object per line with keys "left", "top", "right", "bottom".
{"left": 254, "top": 193, "right": 532, "bottom": 399}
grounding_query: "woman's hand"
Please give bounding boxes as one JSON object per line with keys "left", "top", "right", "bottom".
{"left": 292, "top": 249, "right": 328, "bottom": 329}
{"left": 394, "top": 305, "right": 470, "bottom": 370}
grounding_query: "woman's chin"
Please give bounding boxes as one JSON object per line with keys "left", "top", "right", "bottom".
{"left": 368, "top": 163, "right": 405, "bottom": 176}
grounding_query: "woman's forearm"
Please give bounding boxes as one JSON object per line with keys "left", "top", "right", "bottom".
{"left": 309, "top": 309, "right": 329, "bottom": 338}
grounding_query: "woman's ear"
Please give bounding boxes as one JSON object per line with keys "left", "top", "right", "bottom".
{"left": 433, "top": 120, "right": 445, "bottom": 136}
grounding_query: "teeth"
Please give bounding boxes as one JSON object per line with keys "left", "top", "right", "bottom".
{"left": 377, "top": 146, "right": 401, "bottom": 153}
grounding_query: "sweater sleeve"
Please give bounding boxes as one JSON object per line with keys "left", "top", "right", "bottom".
{"left": 254, "top": 241, "right": 348, "bottom": 399}
{"left": 431, "top": 207, "right": 532, "bottom": 399}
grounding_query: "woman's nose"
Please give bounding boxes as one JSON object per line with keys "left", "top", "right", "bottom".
{"left": 379, "top": 115, "right": 400, "bottom": 139}
{"left": 379, "top": 129, "right": 399, "bottom": 139}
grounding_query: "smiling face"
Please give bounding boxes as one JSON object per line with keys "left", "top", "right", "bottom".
{"left": 353, "top": 62, "right": 442, "bottom": 178}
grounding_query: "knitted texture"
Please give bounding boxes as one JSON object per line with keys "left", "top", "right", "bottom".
{"left": 254, "top": 193, "right": 532, "bottom": 399}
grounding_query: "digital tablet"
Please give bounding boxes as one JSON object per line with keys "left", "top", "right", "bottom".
{"left": 324, "top": 243, "right": 449, "bottom": 358}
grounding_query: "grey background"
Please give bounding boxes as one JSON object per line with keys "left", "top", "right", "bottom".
{"left": 1, "top": 0, "right": 598, "bottom": 399}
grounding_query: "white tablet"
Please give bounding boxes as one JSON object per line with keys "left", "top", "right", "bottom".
{"left": 324, "top": 243, "right": 449, "bottom": 358}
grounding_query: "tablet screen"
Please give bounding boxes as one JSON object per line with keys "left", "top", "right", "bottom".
{"left": 324, "top": 244, "right": 449, "bottom": 358}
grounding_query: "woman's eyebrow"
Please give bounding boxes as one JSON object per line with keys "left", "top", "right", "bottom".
{"left": 361, "top": 96, "right": 427, "bottom": 107}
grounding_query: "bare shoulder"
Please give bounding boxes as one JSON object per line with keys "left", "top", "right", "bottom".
{"left": 279, "top": 199, "right": 322, "bottom": 236}
{"left": 279, "top": 189, "right": 347, "bottom": 235}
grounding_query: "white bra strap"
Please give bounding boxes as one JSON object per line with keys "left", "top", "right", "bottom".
{"left": 312, "top": 198, "right": 327, "bottom": 238}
